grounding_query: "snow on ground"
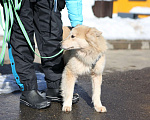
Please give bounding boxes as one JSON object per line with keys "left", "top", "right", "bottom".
{"left": 0, "top": 5, "right": 4, "bottom": 36}
{"left": 61, "top": 0, "right": 150, "bottom": 40}
{"left": 130, "top": 6, "right": 150, "bottom": 14}
{"left": 0, "top": 0, "right": 150, "bottom": 94}
{"left": 0, "top": 72, "right": 47, "bottom": 94}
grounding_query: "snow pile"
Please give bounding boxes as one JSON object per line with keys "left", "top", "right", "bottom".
{"left": 61, "top": 0, "right": 150, "bottom": 40}
{"left": 130, "top": 6, "right": 150, "bottom": 14}
{"left": 0, "top": 72, "right": 47, "bottom": 94}
{"left": 0, "top": 5, "right": 4, "bottom": 36}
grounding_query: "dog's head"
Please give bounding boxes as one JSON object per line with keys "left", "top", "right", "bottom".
{"left": 62, "top": 25, "right": 107, "bottom": 52}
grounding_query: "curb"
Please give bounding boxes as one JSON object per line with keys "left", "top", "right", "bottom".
{"left": 107, "top": 40, "right": 150, "bottom": 50}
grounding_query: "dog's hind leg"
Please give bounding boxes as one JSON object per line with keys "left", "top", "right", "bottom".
{"left": 91, "top": 74, "right": 107, "bottom": 112}
{"left": 61, "top": 67, "right": 77, "bottom": 112}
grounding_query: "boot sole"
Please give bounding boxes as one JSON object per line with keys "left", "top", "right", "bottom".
{"left": 46, "top": 94, "right": 79, "bottom": 104}
{"left": 20, "top": 99, "right": 50, "bottom": 109}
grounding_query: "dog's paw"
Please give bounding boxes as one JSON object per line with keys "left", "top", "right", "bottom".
{"left": 94, "top": 105, "right": 107, "bottom": 113}
{"left": 62, "top": 106, "right": 72, "bottom": 112}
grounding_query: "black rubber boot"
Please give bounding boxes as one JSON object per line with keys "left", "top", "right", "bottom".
{"left": 20, "top": 90, "right": 50, "bottom": 109}
{"left": 46, "top": 89, "right": 79, "bottom": 104}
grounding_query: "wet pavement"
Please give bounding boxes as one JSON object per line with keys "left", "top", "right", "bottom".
{"left": 0, "top": 50, "right": 150, "bottom": 120}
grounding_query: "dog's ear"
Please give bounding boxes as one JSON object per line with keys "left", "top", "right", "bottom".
{"left": 86, "top": 27, "right": 102, "bottom": 38}
{"left": 63, "top": 26, "right": 71, "bottom": 40}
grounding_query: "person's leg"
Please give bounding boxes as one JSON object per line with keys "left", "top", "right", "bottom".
{"left": 33, "top": 0, "right": 79, "bottom": 103}
{"left": 9, "top": 0, "right": 50, "bottom": 109}
{"left": 34, "top": 0, "right": 64, "bottom": 89}
{"left": 11, "top": 1, "right": 36, "bottom": 91}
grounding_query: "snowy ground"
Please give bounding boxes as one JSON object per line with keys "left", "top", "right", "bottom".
{"left": 0, "top": 0, "right": 150, "bottom": 94}
{"left": 61, "top": 0, "right": 150, "bottom": 40}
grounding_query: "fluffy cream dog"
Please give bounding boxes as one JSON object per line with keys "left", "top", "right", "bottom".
{"left": 61, "top": 25, "right": 107, "bottom": 112}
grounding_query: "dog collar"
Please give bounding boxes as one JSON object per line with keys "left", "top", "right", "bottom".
{"left": 92, "top": 54, "right": 101, "bottom": 69}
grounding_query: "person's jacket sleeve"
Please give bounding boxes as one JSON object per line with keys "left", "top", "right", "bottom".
{"left": 65, "top": 0, "right": 83, "bottom": 27}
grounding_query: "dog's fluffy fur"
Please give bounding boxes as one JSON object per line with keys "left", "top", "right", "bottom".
{"left": 61, "top": 25, "right": 107, "bottom": 112}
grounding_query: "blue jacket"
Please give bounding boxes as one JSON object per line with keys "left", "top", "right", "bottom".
{"left": 65, "top": 0, "right": 83, "bottom": 27}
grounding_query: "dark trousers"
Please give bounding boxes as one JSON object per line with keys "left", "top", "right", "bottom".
{"left": 10, "top": 0, "right": 64, "bottom": 91}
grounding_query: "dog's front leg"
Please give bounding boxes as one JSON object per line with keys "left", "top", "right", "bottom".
{"left": 61, "top": 67, "right": 77, "bottom": 112}
{"left": 91, "top": 74, "right": 107, "bottom": 112}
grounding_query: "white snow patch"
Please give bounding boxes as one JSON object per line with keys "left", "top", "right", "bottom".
{"left": 0, "top": 72, "right": 47, "bottom": 94}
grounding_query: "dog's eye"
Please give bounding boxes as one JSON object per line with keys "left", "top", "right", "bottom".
{"left": 71, "top": 35, "right": 75, "bottom": 38}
